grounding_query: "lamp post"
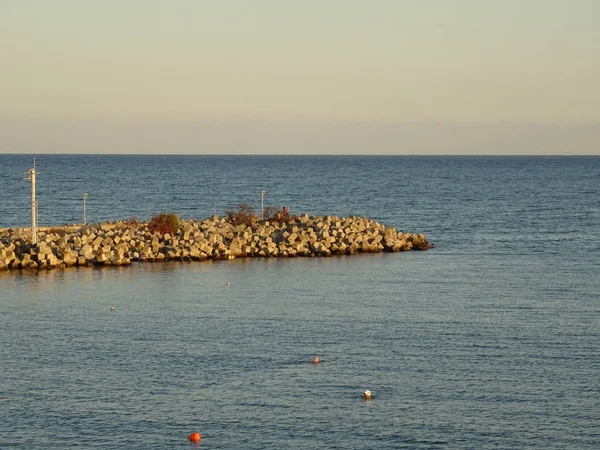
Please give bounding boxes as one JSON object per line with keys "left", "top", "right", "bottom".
{"left": 25, "top": 159, "right": 38, "bottom": 244}
{"left": 260, "top": 190, "right": 265, "bottom": 220}
{"left": 82, "top": 193, "right": 88, "bottom": 225}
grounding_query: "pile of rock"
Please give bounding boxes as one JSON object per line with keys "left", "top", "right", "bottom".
{"left": 0, "top": 214, "right": 430, "bottom": 271}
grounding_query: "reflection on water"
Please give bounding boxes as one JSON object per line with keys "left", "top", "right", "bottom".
{"left": 1, "top": 253, "right": 599, "bottom": 449}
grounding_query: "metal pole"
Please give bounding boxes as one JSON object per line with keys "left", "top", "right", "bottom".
{"left": 25, "top": 159, "right": 38, "bottom": 244}
{"left": 32, "top": 164, "right": 37, "bottom": 244}
{"left": 35, "top": 196, "right": 38, "bottom": 233}
{"left": 82, "top": 193, "right": 88, "bottom": 225}
{"left": 260, "top": 190, "right": 265, "bottom": 220}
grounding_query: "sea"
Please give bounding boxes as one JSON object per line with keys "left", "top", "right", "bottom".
{"left": 0, "top": 155, "right": 599, "bottom": 449}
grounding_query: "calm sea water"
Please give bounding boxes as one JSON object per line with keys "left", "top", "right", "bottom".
{"left": 1, "top": 155, "right": 599, "bottom": 449}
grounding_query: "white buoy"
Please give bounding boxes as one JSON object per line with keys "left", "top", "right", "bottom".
{"left": 363, "top": 389, "right": 372, "bottom": 400}
{"left": 226, "top": 282, "right": 230, "bottom": 285}
{"left": 111, "top": 307, "right": 115, "bottom": 311}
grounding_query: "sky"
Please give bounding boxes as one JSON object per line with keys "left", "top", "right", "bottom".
{"left": 1, "top": 0, "right": 599, "bottom": 154}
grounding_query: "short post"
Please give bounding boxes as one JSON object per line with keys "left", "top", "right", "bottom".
{"left": 260, "top": 190, "right": 265, "bottom": 220}
{"left": 82, "top": 193, "right": 88, "bottom": 225}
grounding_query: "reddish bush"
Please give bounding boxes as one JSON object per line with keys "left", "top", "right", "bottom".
{"left": 148, "top": 212, "right": 180, "bottom": 235}
{"left": 226, "top": 203, "right": 259, "bottom": 226}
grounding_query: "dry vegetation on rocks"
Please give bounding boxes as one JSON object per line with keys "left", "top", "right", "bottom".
{"left": 147, "top": 213, "right": 180, "bottom": 235}
{"left": 225, "top": 204, "right": 258, "bottom": 226}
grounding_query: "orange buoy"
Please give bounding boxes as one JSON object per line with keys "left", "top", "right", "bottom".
{"left": 188, "top": 432, "right": 202, "bottom": 442}
{"left": 312, "top": 356, "right": 320, "bottom": 364}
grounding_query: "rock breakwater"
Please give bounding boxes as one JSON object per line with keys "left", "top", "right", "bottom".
{"left": 0, "top": 214, "right": 430, "bottom": 271}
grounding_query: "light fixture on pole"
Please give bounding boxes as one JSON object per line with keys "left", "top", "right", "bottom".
{"left": 260, "top": 190, "right": 265, "bottom": 220}
{"left": 82, "top": 193, "right": 88, "bottom": 225}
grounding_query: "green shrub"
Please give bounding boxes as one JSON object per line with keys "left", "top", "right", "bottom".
{"left": 148, "top": 212, "right": 180, "bottom": 235}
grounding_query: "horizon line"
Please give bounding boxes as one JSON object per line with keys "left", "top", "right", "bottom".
{"left": 2, "top": 152, "right": 599, "bottom": 157}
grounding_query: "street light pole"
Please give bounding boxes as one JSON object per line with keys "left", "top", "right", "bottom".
{"left": 260, "top": 190, "right": 265, "bottom": 220}
{"left": 25, "top": 159, "right": 38, "bottom": 245}
{"left": 82, "top": 193, "right": 88, "bottom": 225}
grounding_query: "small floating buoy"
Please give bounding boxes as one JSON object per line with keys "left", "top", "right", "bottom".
{"left": 111, "top": 307, "right": 115, "bottom": 311}
{"left": 363, "top": 389, "right": 372, "bottom": 400}
{"left": 188, "top": 432, "right": 202, "bottom": 442}
{"left": 312, "top": 356, "right": 320, "bottom": 364}
{"left": 226, "top": 282, "right": 230, "bottom": 285}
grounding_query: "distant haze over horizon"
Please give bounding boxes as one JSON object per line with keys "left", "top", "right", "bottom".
{"left": 1, "top": 118, "right": 599, "bottom": 155}
{"left": 1, "top": 1, "right": 599, "bottom": 155}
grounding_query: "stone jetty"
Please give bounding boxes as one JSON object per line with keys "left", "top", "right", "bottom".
{"left": 0, "top": 214, "right": 429, "bottom": 271}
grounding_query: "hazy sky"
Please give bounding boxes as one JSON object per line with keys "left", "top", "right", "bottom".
{"left": 1, "top": 0, "right": 599, "bottom": 154}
